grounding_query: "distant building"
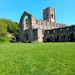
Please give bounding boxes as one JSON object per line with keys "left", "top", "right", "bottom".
{"left": 19, "top": 7, "right": 75, "bottom": 42}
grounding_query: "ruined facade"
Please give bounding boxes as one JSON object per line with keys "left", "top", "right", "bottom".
{"left": 19, "top": 7, "right": 75, "bottom": 42}
{"left": 44, "top": 25, "right": 75, "bottom": 42}
{"left": 43, "top": 7, "right": 56, "bottom": 22}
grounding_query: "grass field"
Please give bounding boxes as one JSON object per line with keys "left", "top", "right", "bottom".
{"left": 0, "top": 42, "right": 75, "bottom": 75}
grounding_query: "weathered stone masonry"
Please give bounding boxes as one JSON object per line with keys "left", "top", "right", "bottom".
{"left": 19, "top": 7, "right": 75, "bottom": 42}
{"left": 44, "top": 25, "right": 75, "bottom": 42}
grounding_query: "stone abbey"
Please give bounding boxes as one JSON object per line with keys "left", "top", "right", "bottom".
{"left": 19, "top": 7, "right": 75, "bottom": 42}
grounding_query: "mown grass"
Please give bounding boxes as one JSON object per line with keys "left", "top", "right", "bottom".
{"left": 0, "top": 37, "right": 11, "bottom": 43}
{"left": 0, "top": 42, "right": 75, "bottom": 75}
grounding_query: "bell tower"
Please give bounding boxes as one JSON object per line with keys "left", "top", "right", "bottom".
{"left": 43, "top": 7, "right": 56, "bottom": 23}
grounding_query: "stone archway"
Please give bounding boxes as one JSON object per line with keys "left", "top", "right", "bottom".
{"left": 70, "top": 32, "right": 74, "bottom": 42}
{"left": 63, "top": 34, "right": 66, "bottom": 42}
{"left": 24, "top": 34, "right": 29, "bottom": 42}
{"left": 19, "top": 11, "right": 33, "bottom": 42}
{"left": 19, "top": 11, "right": 32, "bottom": 30}
{"left": 46, "top": 38, "right": 50, "bottom": 42}
{"left": 23, "top": 15, "right": 29, "bottom": 29}
{"left": 57, "top": 35, "right": 59, "bottom": 42}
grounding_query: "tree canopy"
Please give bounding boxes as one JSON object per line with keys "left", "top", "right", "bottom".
{"left": 0, "top": 18, "right": 20, "bottom": 38}
{"left": 0, "top": 19, "right": 7, "bottom": 37}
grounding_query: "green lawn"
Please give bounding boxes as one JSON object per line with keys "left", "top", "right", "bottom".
{"left": 0, "top": 42, "right": 75, "bottom": 75}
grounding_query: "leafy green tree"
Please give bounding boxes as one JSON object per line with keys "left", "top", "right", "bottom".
{"left": 0, "top": 18, "right": 20, "bottom": 42}
{"left": 5, "top": 19, "right": 20, "bottom": 37}
{"left": 0, "top": 19, "right": 7, "bottom": 37}
{"left": 0, "top": 19, "right": 7, "bottom": 42}
{"left": 0, "top": 18, "right": 20, "bottom": 37}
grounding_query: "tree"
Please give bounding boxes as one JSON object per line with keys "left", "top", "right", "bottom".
{"left": 0, "top": 18, "right": 20, "bottom": 42}
{"left": 0, "top": 18, "right": 20, "bottom": 37}
{"left": 0, "top": 19, "right": 7, "bottom": 37}
{"left": 6, "top": 20, "right": 20, "bottom": 37}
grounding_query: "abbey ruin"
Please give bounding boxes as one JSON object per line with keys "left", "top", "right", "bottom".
{"left": 19, "top": 7, "right": 75, "bottom": 42}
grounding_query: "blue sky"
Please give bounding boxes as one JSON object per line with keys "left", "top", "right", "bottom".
{"left": 0, "top": 0, "right": 75, "bottom": 25}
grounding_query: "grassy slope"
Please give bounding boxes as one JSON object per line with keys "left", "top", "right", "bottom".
{"left": 0, "top": 42, "right": 75, "bottom": 75}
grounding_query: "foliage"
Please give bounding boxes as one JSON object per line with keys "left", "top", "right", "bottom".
{"left": 0, "top": 43, "right": 75, "bottom": 75}
{"left": 0, "top": 19, "right": 7, "bottom": 37}
{"left": 0, "top": 18, "right": 20, "bottom": 37}
{"left": 5, "top": 19, "right": 20, "bottom": 36}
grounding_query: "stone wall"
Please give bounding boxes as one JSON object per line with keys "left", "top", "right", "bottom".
{"left": 19, "top": 11, "right": 68, "bottom": 42}
{"left": 19, "top": 6, "right": 73, "bottom": 43}
{"left": 44, "top": 25, "right": 75, "bottom": 42}
{"left": 31, "top": 15, "right": 67, "bottom": 30}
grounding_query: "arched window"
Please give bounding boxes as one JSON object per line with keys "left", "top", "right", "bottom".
{"left": 46, "top": 38, "right": 50, "bottom": 42}
{"left": 70, "top": 32, "right": 74, "bottom": 42}
{"left": 24, "top": 15, "right": 28, "bottom": 21}
{"left": 24, "top": 34, "right": 29, "bottom": 42}
{"left": 23, "top": 15, "right": 29, "bottom": 29}
{"left": 51, "top": 14, "right": 53, "bottom": 18}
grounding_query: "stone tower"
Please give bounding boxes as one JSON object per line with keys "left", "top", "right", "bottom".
{"left": 43, "top": 7, "right": 56, "bottom": 22}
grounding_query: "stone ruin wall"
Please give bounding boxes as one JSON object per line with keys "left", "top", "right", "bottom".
{"left": 31, "top": 16, "right": 67, "bottom": 42}
{"left": 31, "top": 16, "right": 67, "bottom": 30}
{"left": 44, "top": 25, "right": 75, "bottom": 42}
{"left": 22, "top": 13, "right": 67, "bottom": 31}
{"left": 21, "top": 11, "right": 68, "bottom": 42}
{"left": 22, "top": 15, "right": 68, "bottom": 42}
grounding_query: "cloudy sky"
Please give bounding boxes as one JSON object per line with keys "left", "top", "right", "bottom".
{"left": 0, "top": 0, "right": 75, "bottom": 25}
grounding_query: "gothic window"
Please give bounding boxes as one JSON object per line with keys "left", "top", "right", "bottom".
{"left": 53, "top": 30, "right": 55, "bottom": 33}
{"left": 46, "top": 14, "right": 48, "bottom": 19}
{"left": 26, "top": 22, "right": 29, "bottom": 28}
{"left": 24, "top": 15, "right": 29, "bottom": 29}
{"left": 51, "top": 14, "right": 53, "bottom": 18}
{"left": 48, "top": 31, "right": 49, "bottom": 34}
{"left": 63, "top": 34, "right": 66, "bottom": 41}
{"left": 46, "top": 31, "right": 48, "bottom": 34}
{"left": 67, "top": 28, "right": 69, "bottom": 30}
{"left": 60, "top": 29, "right": 62, "bottom": 32}
{"left": 70, "top": 32, "right": 74, "bottom": 41}
{"left": 24, "top": 15, "right": 28, "bottom": 21}
{"left": 46, "top": 38, "right": 50, "bottom": 42}
{"left": 68, "top": 36, "right": 69, "bottom": 39}
{"left": 25, "top": 34, "right": 29, "bottom": 42}
{"left": 60, "top": 29, "right": 62, "bottom": 31}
